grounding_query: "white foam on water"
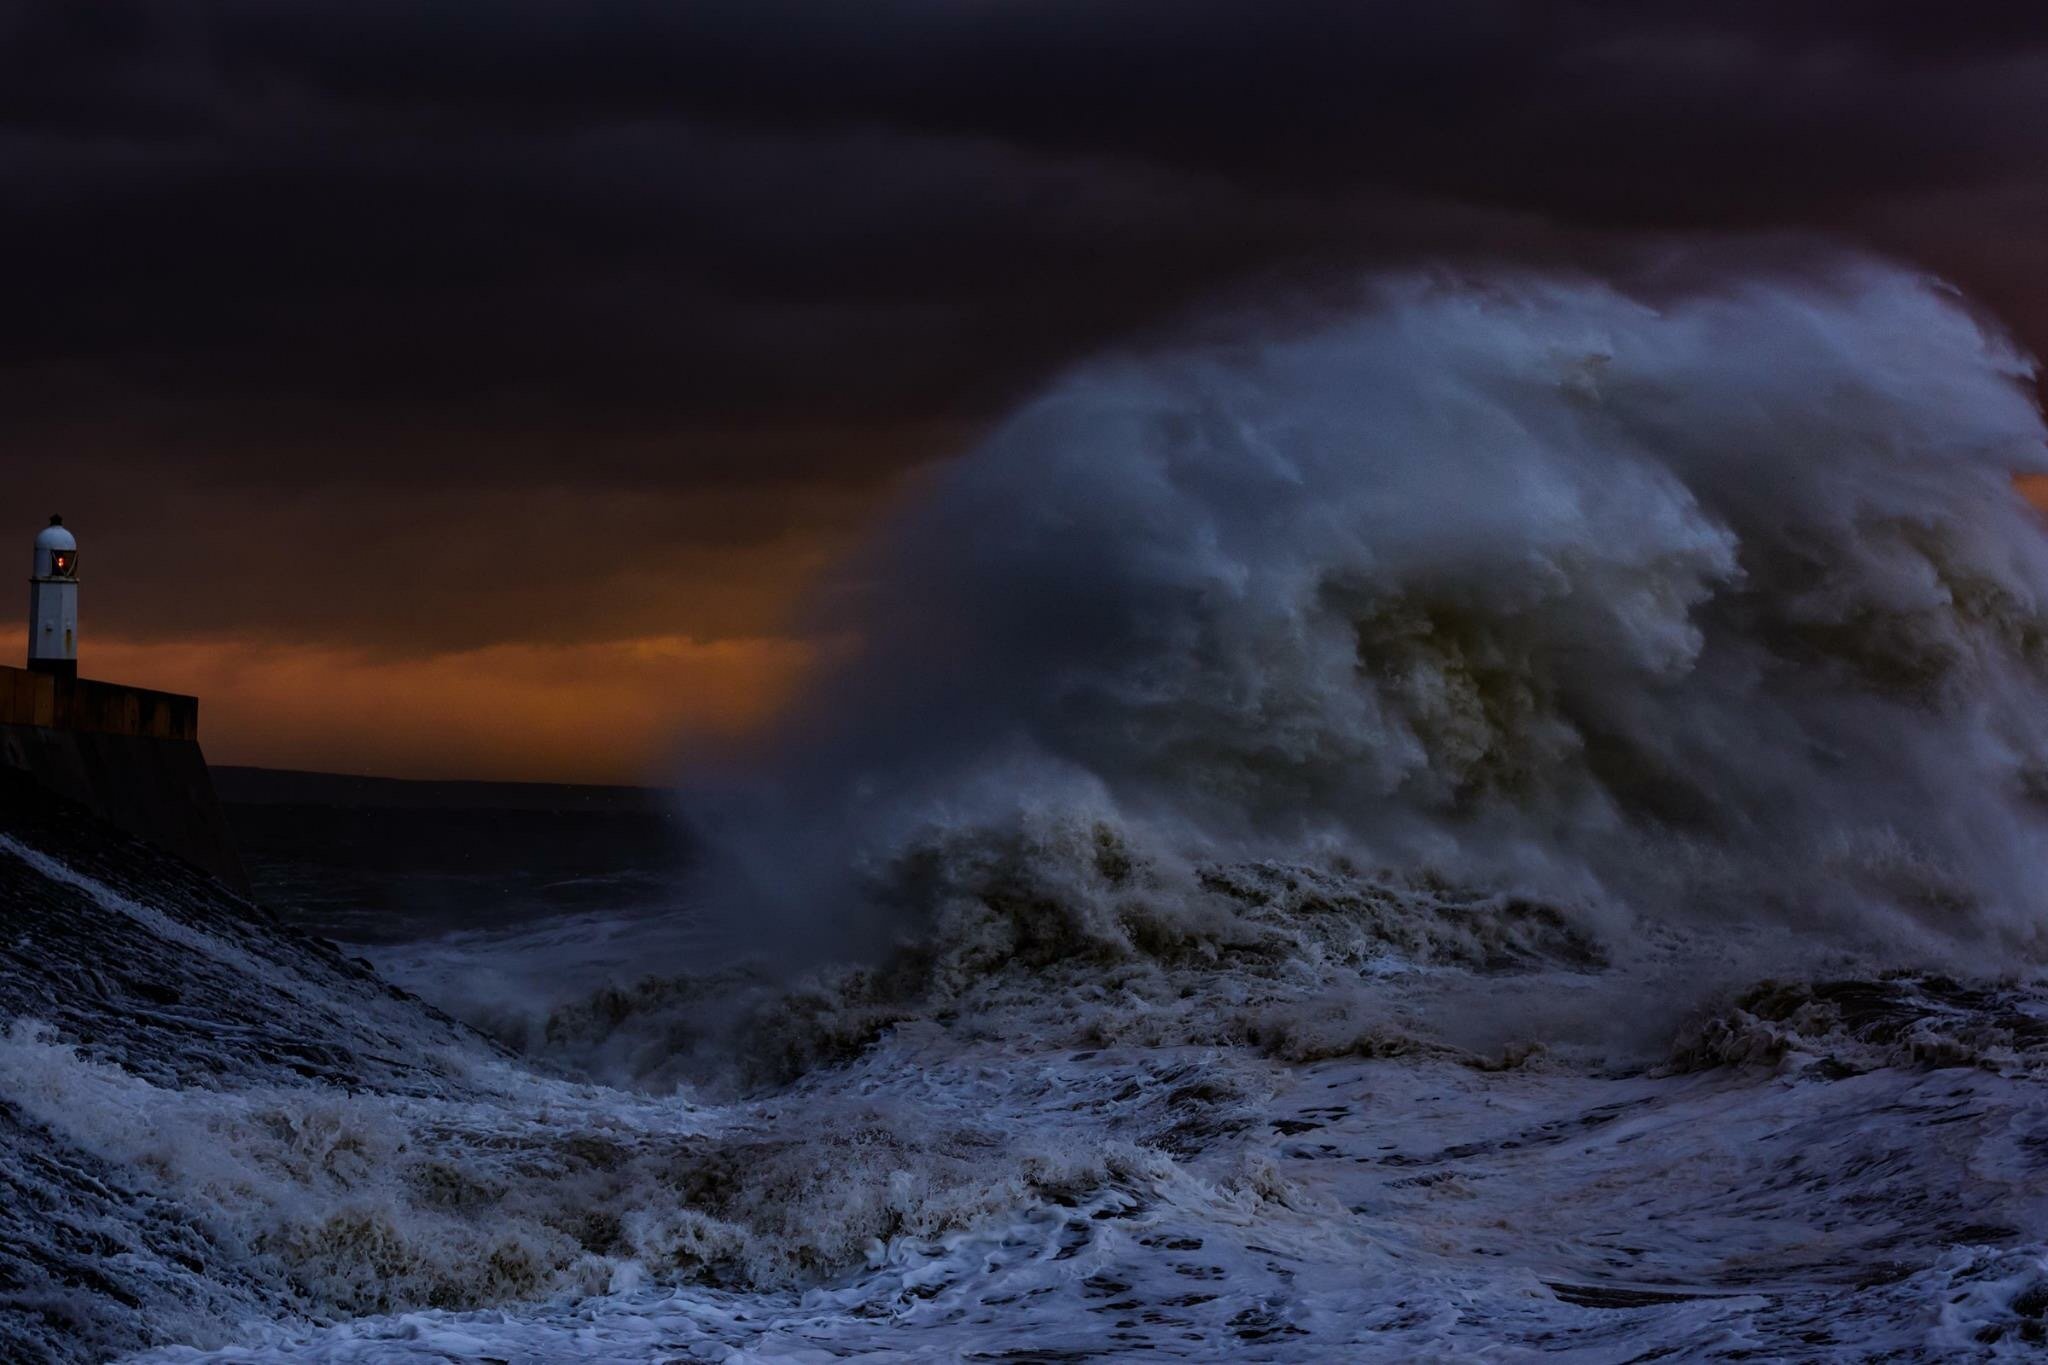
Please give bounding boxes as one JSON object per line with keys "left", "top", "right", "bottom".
{"left": 113, "top": 1026, "right": 2048, "bottom": 1362}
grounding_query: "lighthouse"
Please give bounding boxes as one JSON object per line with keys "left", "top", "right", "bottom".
{"left": 0, "top": 514, "right": 247, "bottom": 887}
{"left": 28, "top": 515, "right": 79, "bottom": 680}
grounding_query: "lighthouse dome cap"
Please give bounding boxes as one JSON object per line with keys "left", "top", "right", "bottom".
{"left": 34, "top": 515, "right": 75, "bottom": 552}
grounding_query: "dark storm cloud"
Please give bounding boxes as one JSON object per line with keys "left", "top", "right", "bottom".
{"left": 3, "top": 1, "right": 2046, "bottom": 653}
{"left": 196, "top": 1, "right": 2048, "bottom": 206}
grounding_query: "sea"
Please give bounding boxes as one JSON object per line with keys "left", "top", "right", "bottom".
{"left": 7, "top": 259, "right": 2048, "bottom": 1361}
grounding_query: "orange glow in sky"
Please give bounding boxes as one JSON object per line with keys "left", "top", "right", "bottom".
{"left": 17, "top": 629, "right": 817, "bottom": 785}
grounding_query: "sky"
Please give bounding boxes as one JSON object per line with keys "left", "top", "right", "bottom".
{"left": 4, "top": 2, "right": 2047, "bottom": 782}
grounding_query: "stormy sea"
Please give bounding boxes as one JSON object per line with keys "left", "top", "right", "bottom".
{"left": 9, "top": 260, "right": 2048, "bottom": 1362}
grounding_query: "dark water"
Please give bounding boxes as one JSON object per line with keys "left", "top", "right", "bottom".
{"left": 10, "top": 771, "right": 2048, "bottom": 1364}
{"left": 214, "top": 766, "right": 692, "bottom": 945}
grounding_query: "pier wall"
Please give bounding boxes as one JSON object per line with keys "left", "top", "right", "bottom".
{"left": 0, "top": 666, "right": 247, "bottom": 890}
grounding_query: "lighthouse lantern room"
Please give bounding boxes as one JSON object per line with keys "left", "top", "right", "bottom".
{"left": 29, "top": 515, "right": 79, "bottom": 680}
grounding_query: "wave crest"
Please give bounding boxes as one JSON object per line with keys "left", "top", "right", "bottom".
{"left": 689, "top": 260, "right": 2048, "bottom": 970}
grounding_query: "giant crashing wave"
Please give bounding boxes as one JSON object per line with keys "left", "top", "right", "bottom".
{"left": 9, "top": 258, "right": 2048, "bottom": 1361}
{"left": 686, "top": 257, "right": 2048, "bottom": 973}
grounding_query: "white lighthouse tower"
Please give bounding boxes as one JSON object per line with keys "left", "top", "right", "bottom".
{"left": 28, "top": 515, "right": 79, "bottom": 680}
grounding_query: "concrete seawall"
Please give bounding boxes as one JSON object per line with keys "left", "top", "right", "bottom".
{"left": 0, "top": 666, "right": 246, "bottom": 890}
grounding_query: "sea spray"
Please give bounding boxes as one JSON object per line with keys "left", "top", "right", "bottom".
{"left": 684, "top": 260, "right": 2048, "bottom": 975}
